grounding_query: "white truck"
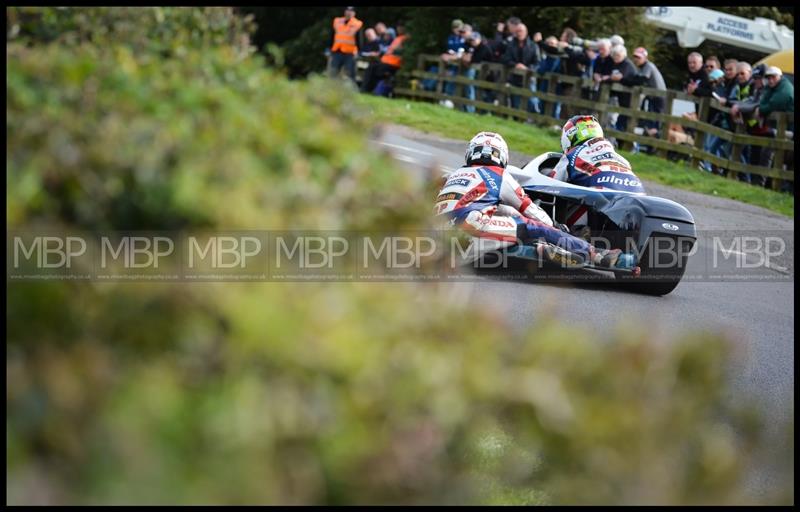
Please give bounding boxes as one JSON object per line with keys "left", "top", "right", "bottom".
{"left": 644, "top": 7, "right": 794, "bottom": 54}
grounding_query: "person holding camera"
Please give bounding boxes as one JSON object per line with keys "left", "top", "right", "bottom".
{"left": 329, "top": 6, "right": 363, "bottom": 82}
{"left": 490, "top": 16, "right": 521, "bottom": 62}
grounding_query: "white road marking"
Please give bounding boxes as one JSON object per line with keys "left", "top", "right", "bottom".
{"left": 377, "top": 141, "right": 434, "bottom": 156}
{"left": 719, "top": 248, "right": 747, "bottom": 258}
{"left": 393, "top": 154, "right": 419, "bottom": 164}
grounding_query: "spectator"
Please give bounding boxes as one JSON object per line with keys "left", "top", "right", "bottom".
{"left": 464, "top": 31, "right": 495, "bottom": 66}
{"left": 422, "top": 19, "right": 466, "bottom": 94}
{"left": 557, "top": 27, "right": 584, "bottom": 76}
{"left": 609, "top": 34, "right": 625, "bottom": 50}
{"left": 575, "top": 46, "right": 599, "bottom": 105}
{"left": 490, "top": 16, "right": 521, "bottom": 62}
{"left": 701, "top": 58, "right": 741, "bottom": 173}
{"left": 555, "top": 27, "right": 589, "bottom": 119}
{"left": 360, "top": 24, "right": 408, "bottom": 95}
{"left": 459, "top": 23, "right": 474, "bottom": 43}
{"left": 629, "top": 47, "right": 666, "bottom": 150}
{"left": 719, "top": 59, "right": 739, "bottom": 105}
{"left": 707, "top": 69, "right": 725, "bottom": 93}
{"left": 604, "top": 45, "right": 637, "bottom": 132}
{"left": 730, "top": 63, "right": 768, "bottom": 184}
{"left": 592, "top": 38, "right": 614, "bottom": 93}
{"left": 374, "top": 22, "right": 394, "bottom": 54}
{"left": 502, "top": 23, "right": 541, "bottom": 113}
{"left": 683, "top": 51, "right": 714, "bottom": 150}
{"left": 442, "top": 20, "right": 470, "bottom": 98}
{"left": 329, "top": 6, "right": 363, "bottom": 82}
{"left": 537, "top": 35, "right": 563, "bottom": 116}
{"left": 757, "top": 66, "right": 794, "bottom": 190}
{"left": 758, "top": 66, "right": 794, "bottom": 120}
{"left": 704, "top": 55, "right": 721, "bottom": 74}
{"left": 538, "top": 36, "right": 562, "bottom": 73}
{"left": 583, "top": 47, "right": 598, "bottom": 78}
{"left": 445, "top": 19, "right": 466, "bottom": 53}
{"left": 359, "top": 28, "right": 381, "bottom": 58}
{"left": 730, "top": 62, "right": 755, "bottom": 115}
{"left": 699, "top": 68, "right": 727, "bottom": 172}
{"left": 685, "top": 52, "right": 712, "bottom": 98}
{"left": 735, "top": 64, "right": 765, "bottom": 109}
{"left": 560, "top": 27, "right": 578, "bottom": 45}
{"left": 461, "top": 31, "right": 495, "bottom": 112}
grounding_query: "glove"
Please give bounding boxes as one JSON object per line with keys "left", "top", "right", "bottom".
{"left": 521, "top": 202, "right": 554, "bottom": 227}
{"left": 554, "top": 222, "right": 570, "bottom": 234}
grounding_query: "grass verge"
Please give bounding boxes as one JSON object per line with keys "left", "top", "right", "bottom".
{"left": 355, "top": 94, "right": 794, "bottom": 218}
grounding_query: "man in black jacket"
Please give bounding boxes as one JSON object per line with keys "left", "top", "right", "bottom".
{"left": 502, "top": 23, "right": 541, "bottom": 112}
{"left": 592, "top": 39, "right": 614, "bottom": 85}
{"left": 603, "top": 45, "right": 637, "bottom": 132}
{"left": 685, "top": 52, "right": 713, "bottom": 100}
{"left": 490, "top": 16, "right": 520, "bottom": 63}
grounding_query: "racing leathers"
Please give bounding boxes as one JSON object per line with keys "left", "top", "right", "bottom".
{"left": 435, "top": 164, "right": 593, "bottom": 258}
{"left": 550, "top": 137, "right": 645, "bottom": 193}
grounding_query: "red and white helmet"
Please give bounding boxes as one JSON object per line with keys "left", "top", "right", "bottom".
{"left": 465, "top": 131, "right": 509, "bottom": 168}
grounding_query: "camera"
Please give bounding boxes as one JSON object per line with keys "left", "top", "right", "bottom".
{"left": 571, "top": 36, "right": 598, "bottom": 51}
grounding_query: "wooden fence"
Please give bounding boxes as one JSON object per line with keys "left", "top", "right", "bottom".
{"left": 386, "top": 54, "right": 794, "bottom": 190}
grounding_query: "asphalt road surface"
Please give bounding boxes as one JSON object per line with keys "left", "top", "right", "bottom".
{"left": 373, "top": 123, "right": 794, "bottom": 495}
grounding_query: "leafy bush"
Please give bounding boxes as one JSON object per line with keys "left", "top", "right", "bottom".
{"left": 6, "top": 7, "right": 793, "bottom": 505}
{"left": 7, "top": 7, "right": 256, "bottom": 58}
{"left": 7, "top": 43, "right": 424, "bottom": 231}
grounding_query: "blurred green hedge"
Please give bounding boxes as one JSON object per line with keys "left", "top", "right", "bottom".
{"left": 7, "top": 7, "right": 255, "bottom": 58}
{"left": 6, "top": 7, "right": 793, "bottom": 505}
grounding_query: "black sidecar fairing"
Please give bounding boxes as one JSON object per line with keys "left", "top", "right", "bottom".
{"left": 521, "top": 183, "right": 697, "bottom": 254}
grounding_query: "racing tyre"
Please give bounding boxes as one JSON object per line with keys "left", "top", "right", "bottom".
{"left": 619, "top": 235, "right": 693, "bottom": 296}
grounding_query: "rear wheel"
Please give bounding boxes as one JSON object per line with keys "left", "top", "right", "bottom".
{"left": 618, "top": 235, "right": 694, "bottom": 296}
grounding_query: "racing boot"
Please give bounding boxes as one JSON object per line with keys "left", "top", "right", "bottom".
{"left": 536, "top": 243, "right": 587, "bottom": 268}
{"left": 593, "top": 248, "right": 637, "bottom": 270}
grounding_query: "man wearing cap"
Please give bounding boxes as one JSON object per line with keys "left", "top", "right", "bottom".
{"left": 330, "top": 7, "right": 363, "bottom": 82}
{"left": 446, "top": 19, "right": 466, "bottom": 54}
{"left": 627, "top": 47, "right": 666, "bottom": 150}
{"left": 424, "top": 20, "right": 467, "bottom": 96}
{"left": 753, "top": 66, "right": 794, "bottom": 187}
{"left": 758, "top": 66, "right": 794, "bottom": 120}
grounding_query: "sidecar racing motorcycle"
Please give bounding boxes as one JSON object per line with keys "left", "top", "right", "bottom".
{"left": 459, "top": 152, "right": 697, "bottom": 296}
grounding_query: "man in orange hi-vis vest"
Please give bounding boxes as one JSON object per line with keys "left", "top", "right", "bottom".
{"left": 360, "top": 24, "right": 408, "bottom": 95}
{"left": 330, "top": 6, "right": 363, "bottom": 81}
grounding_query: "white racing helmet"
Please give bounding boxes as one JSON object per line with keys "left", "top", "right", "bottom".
{"left": 465, "top": 131, "right": 509, "bottom": 168}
